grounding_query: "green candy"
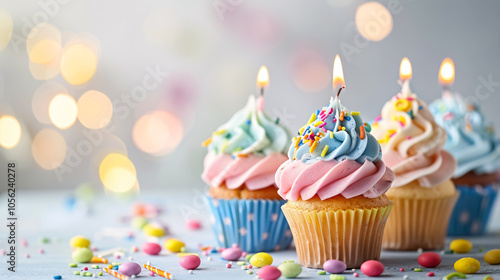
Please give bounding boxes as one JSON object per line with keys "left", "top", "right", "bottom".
{"left": 237, "top": 261, "right": 246, "bottom": 265}
{"left": 74, "top": 271, "right": 80, "bottom": 275}
{"left": 92, "top": 265, "right": 99, "bottom": 269}
{"left": 72, "top": 247, "right": 93, "bottom": 263}
{"left": 278, "top": 261, "right": 302, "bottom": 278}
{"left": 245, "top": 254, "right": 254, "bottom": 261}
{"left": 443, "top": 272, "right": 467, "bottom": 280}
{"left": 98, "top": 272, "right": 103, "bottom": 276}
{"left": 69, "top": 263, "right": 78, "bottom": 267}
{"left": 329, "top": 275, "right": 346, "bottom": 280}
{"left": 85, "top": 272, "right": 93, "bottom": 277}
{"left": 39, "top": 237, "right": 50, "bottom": 244}
{"left": 414, "top": 268, "right": 423, "bottom": 272}
{"left": 131, "top": 217, "right": 149, "bottom": 230}
{"left": 246, "top": 270, "right": 253, "bottom": 274}
{"left": 318, "top": 270, "right": 326, "bottom": 275}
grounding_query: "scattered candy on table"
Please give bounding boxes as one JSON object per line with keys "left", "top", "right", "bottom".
{"left": 142, "top": 242, "right": 162, "bottom": 255}
{"left": 449, "top": 239, "right": 472, "bottom": 254}
{"left": 443, "top": 272, "right": 466, "bottom": 279}
{"left": 250, "top": 252, "right": 273, "bottom": 268}
{"left": 484, "top": 249, "right": 500, "bottom": 265}
{"left": 360, "top": 260, "right": 384, "bottom": 277}
{"left": 323, "top": 259, "right": 347, "bottom": 274}
{"left": 329, "top": 275, "right": 346, "bottom": 280}
{"left": 72, "top": 247, "right": 93, "bottom": 263}
{"left": 142, "top": 223, "right": 166, "bottom": 237}
{"left": 454, "top": 257, "right": 480, "bottom": 274}
{"left": 221, "top": 244, "right": 243, "bottom": 261}
{"left": 418, "top": 252, "right": 442, "bottom": 268}
{"left": 118, "top": 262, "right": 141, "bottom": 276}
{"left": 179, "top": 255, "right": 201, "bottom": 270}
{"left": 164, "top": 238, "right": 185, "bottom": 253}
{"left": 277, "top": 260, "right": 302, "bottom": 278}
{"left": 257, "top": 265, "right": 281, "bottom": 280}
{"left": 143, "top": 264, "right": 173, "bottom": 279}
{"left": 185, "top": 219, "right": 202, "bottom": 230}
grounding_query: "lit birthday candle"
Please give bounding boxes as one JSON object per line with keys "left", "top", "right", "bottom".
{"left": 399, "top": 57, "right": 412, "bottom": 96}
{"left": 256, "top": 65, "right": 269, "bottom": 111}
{"left": 439, "top": 57, "right": 455, "bottom": 101}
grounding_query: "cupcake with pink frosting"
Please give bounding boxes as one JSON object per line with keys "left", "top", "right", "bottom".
{"left": 202, "top": 94, "right": 293, "bottom": 252}
{"left": 275, "top": 95, "right": 394, "bottom": 268}
{"left": 371, "top": 82, "right": 459, "bottom": 250}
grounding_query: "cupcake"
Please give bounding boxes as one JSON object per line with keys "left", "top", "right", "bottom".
{"left": 430, "top": 94, "right": 500, "bottom": 236}
{"left": 201, "top": 94, "right": 293, "bottom": 252}
{"left": 275, "top": 95, "right": 394, "bottom": 268}
{"left": 371, "top": 82, "right": 458, "bottom": 250}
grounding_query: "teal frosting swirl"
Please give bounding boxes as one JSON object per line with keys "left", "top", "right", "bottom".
{"left": 206, "top": 95, "right": 292, "bottom": 156}
{"left": 430, "top": 93, "right": 500, "bottom": 177}
{"left": 289, "top": 96, "right": 382, "bottom": 164}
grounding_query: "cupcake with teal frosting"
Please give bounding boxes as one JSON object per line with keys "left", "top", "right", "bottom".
{"left": 202, "top": 94, "right": 293, "bottom": 252}
{"left": 430, "top": 94, "right": 500, "bottom": 235}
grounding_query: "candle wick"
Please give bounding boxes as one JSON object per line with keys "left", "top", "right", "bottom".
{"left": 336, "top": 86, "right": 345, "bottom": 98}
{"left": 260, "top": 87, "right": 264, "bottom": 96}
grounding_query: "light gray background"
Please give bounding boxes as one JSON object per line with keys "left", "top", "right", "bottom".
{"left": 0, "top": 0, "right": 499, "bottom": 200}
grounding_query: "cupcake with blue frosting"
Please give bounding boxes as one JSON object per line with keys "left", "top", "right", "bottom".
{"left": 201, "top": 94, "right": 293, "bottom": 252}
{"left": 430, "top": 94, "right": 500, "bottom": 236}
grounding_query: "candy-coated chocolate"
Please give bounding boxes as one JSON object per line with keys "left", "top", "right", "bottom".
{"left": 179, "top": 255, "right": 201, "bottom": 270}
{"left": 360, "top": 260, "right": 384, "bottom": 277}
{"left": 484, "top": 249, "right": 500, "bottom": 265}
{"left": 142, "top": 224, "right": 165, "bottom": 237}
{"left": 278, "top": 261, "right": 302, "bottom": 278}
{"left": 450, "top": 239, "right": 472, "bottom": 254}
{"left": 70, "top": 235, "right": 90, "bottom": 248}
{"left": 72, "top": 247, "right": 93, "bottom": 263}
{"left": 185, "top": 219, "right": 201, "bottom": 230}
{"left": 141, "top": 242, "right": 161, "bottom": 255}
{"left": 221, "top": 246, "right": 243, "bottom": 261}
{"left": 418, "top": 252, "right": 442, "bottom": 268}
{"left": 118, "top": 262, "right": 141, "bottom": 276}
{"left": 257, "top": 265, "right": 281, "bottom": 280}
{"left": 250, "top": 252, "right": 273, "bottom": 268}
{"left": 454, "top": 257, "right": 480, "bottom": 274}
{"left": 323, "top": 259, "right": 347, "bottom": 274}
{"left": 164, "top": 238, "right": 185, "bottom": 253}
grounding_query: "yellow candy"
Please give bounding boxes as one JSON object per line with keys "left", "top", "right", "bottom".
{"left": 484, "top": 249, "right": 500, "bottom": 265}
{"left": 394, "top": 99, "right": 411, "bottom": 111}
{"left": 70, "top": 235, "right": 90, "bottom": 248}
{"left": 142, "top": 224, "right": 165, "bottom": 237}
{"left": 249, "top": 252, "right": 273, "bottom": 268}
{"left": 450, "top": 239, "right": 473, "bottom": 253}
{"left": 164, "top": 238, "right": 185, "bottom": 253}
{"left": 454, "top": 257, "right": 480, "bottom": 274}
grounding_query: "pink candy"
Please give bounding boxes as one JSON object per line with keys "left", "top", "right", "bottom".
{"left": 427, "top": 272, "right": 435, "bottom": 277}
{"left": 323, "top": 259, "right": 346, "bottom": 274}
{"left": 142, "top": 242, "right": 162, "bottom": 255}
{"left": 179, "top": 255, "right": 201, "bottom": 270}
{"left": 257, "top": 266, "right": 281, "bottom": 280}
{"left": 360, "top": 260, "right": 384, "bottom": 277}
{"left": 185, "top": 219, "right": 201, "bottom": 230}
{"left": 118, "top": 262, "right": 141, "bottom": 276}
{"left": 221, "top": 245, "right": 243, "bottom": 261}
{"left": 226, "top": 263, "right": 232, "bottom": 268}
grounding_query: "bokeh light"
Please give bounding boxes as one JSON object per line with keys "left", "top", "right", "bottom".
{"left": 29, "top": 55, "right": 61, "bottom": 80}
{"left": 290, "top": 46, "right": 330, "bottom": 93}
{"left": 355, "top": 2, "right": 393, "bottom": 42}
{"left": 60, "top": 44, "right": 97, "bottom": 85}
{"left": 32, "top": 129, "right": 66, "bottom": 170}
{"left": 29, "top": 39, "right": 61, "bottom": 64}
{"left": 0, "top": 115, "right": 21, "bottom": 149}
{"left": 133, "top": 111, "right": 183, "bottom": 156}
{"left": 32, "top": 82, "right": 68, "bottom": 124}
{"left": 49, "top": 93, "right": 78, "bottom": 129}
{"left": 77, "top": 90, "right": 113, "bottom": 129}
{"left": 26, "top": 23, "right": 62, "bottom": 65}
{"left": 99, "top": 153, "right": 137, "bottom": 193}
{"left": 0, "top": 9, "right": 13, "bottom": 51}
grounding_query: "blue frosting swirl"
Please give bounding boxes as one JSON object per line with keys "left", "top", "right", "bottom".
{"left": 430, "top": 93, "right": 500, "bottom": 177}
{"left": 288, "top": 96, "right": 382, "bottom": 164}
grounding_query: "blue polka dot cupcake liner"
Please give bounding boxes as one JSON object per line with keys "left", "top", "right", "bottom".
{"left": 447, "top": 184, "right": 498, "bottom": 236}
{"left": 205, "top": 195, "right": 293, "bottom": 253}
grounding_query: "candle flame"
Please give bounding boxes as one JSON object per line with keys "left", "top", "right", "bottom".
{"left": 439, "top": 57, "right": 455, "bottom": 86}
{"left": 399, "top": 57, "right": 412, "bottom": 81}
{"left": 332, "top": 54, "right": 345, "bottom": 91}
{"left": 257, "top": 65, "right": 269, "bottom": 88}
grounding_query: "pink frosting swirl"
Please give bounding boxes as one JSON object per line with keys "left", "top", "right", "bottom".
{"left": 202, "top": 152, "right": 288, "bottom": 190}
{"left": 275, "top": 159, "right": 394, "bottom": 201}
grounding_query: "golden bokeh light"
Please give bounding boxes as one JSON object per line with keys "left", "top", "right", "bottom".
{"left": 29, "top": 39, "right": 61, "bottom": 65}
{"left": 0, "top": 9, "right": 13, "bottom": 51}
{"left": 0, "top": 115, "right": 21, "bottom": 149}
{"left": 60, "top": 44, "right": 97, "bottom": 85}
{"left": 99, "top": 153, "right": 137, "bottom": 193}
{"left": 32, "top": 82, "right": 67, "bottom": 124}
{"left": 32, "top": 129, "right": 66, "bottom": 170}
{"left": 77, "top": 90, "right": 113, "bottom": 129}
{"left": 133, "top": 111, "right": 184, "bottom": 156}
{"left": 400, "top": 57, "right": 412, "bottom": 81}
{"left": 355, "top": 2, "right": 393, "bottom": 42}
{"left": 29, "top": 56, "right": 61, "bottom": 80}
{"left": 49, "top": 93, "right": 78, "bottom": 129}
